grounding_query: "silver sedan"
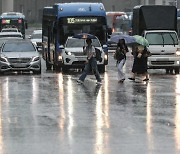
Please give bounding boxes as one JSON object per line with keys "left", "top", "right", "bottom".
{"left": 0, "top": 40, "right": 41, "bottom": 74}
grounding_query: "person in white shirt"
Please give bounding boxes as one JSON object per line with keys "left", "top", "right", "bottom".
{"left": 77, "top": 38, "right": 102, "bottom": 85}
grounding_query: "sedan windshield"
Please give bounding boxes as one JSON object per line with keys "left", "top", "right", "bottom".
{"left": 2, "top": 42, "right": 36, "bottom": 52}
{"left": 66, "top": 38, "right": 101, "bottom": 48}
{"left": 31, "top": 34, "right": 42, "bottom": 39}
{"left": 146, "top": 32, "right": 178, "bottom": 45}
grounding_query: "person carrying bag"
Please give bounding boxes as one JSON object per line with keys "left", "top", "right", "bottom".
{"left": 114, "top": 39, "right": 129, "bottom": 83}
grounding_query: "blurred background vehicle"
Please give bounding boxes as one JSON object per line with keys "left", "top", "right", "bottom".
{"left": 1, "top": 27, "right": 20, "bottom": 32}
{"left": 28, "top": 29, "right": 42, "bottom": 49}
{"left": 0, "top": 31, "right": 23, "bottom": 38}
{"left": 108, "top": 32, "right": 123, "bottom": 50}
{"left": 0, "top": 40, "right": 41, "bottom": 74}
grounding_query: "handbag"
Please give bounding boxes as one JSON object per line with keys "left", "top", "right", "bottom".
{"left": 95, "top": 47, "right": 102, "bottom": 62}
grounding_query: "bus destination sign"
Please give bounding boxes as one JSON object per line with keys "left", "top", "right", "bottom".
{"left": 67, "top": 17, "right": 98, "bottom": 24}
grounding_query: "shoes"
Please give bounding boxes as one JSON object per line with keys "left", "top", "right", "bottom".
{"left": 118, "top": 79, "right": 125, "bottom": 83}
{"left": 96, "top": 81, "right": 102, "bottom": 85}
{"left": 77, "top": 79, "right": 84, "bottom": 84}
{"left": 143, "top": 78, "right": 149, "bottom": 81}
{"left": 128, "top": 77, "right": 135, "bottom": 81}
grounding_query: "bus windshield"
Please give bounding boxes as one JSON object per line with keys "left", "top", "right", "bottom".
{"left": 58, "top": 17, "right": 107, "bottom": 45}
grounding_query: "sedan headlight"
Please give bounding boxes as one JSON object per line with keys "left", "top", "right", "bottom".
{"left": 0, "top": 57, "right": 8, "bottom": 62}
{"left": 32, "top": 56, "right": 40, "bottom": 62}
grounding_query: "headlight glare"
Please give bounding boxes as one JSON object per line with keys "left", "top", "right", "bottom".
{"left": 0, "top": 57, "right": 7, "bottom": 62}
{"left": 32, "top": 56, "right": 40, "bottom": 61}
{"left": 176, "top": 50, "right": 180, "bottom": 56}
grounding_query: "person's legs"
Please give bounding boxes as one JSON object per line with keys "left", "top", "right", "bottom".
{"left": 117, "top": 59, "right": 125, "bottom": 82}
{"left": 78, "top": 62, "right": 91, "bottom": 82}
{"left": 91, "top": 58, "right": 101, "bottom": 83}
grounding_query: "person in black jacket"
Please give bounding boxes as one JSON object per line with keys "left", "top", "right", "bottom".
{"left": 115, "top": 39, "right": 129, "bottom": 83}
{"left": 129, "top": 45, "right": 151, "bottom": 81}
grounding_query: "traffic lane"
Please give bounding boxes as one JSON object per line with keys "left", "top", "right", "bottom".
{"left": 0, "top": 53, "right": 179, "bottom": 153}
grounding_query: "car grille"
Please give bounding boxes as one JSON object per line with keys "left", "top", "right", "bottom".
{"left": 151, "top": 61, "right": 175, "bottom": 65}
{"left": 8, "top": 58, "right": 31, "bottom": 63}
{"left": 73, "top": 52, "right": 84, "bottom": 56}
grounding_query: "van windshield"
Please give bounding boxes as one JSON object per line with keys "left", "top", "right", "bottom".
{"left": 145, "top": 32, "right": 178, "bottom": 45}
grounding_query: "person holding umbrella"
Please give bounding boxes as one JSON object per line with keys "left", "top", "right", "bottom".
{"left": 114, "top": 39, "right": 129, "bottom": 83}
{"left": 129, "top": 44, "right": 151, "bottom": 81}
{"left": 77, "top": 38, "right": 102, "bottom": 85}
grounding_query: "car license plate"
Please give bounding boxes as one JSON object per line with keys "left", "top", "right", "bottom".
{"left": 156, "top": 58, "right": 169, "bottom": 61}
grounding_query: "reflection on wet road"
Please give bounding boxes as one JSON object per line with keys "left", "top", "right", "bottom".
{"left": 0, "top": 53, "right": 179, "bottom": 154}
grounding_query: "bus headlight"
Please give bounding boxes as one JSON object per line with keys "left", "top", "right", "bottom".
{"left": 104, "top": 54, "right": 108, "bottom": 60}
{"left": 58, "top": 55, "right": 62, "bottom": 61}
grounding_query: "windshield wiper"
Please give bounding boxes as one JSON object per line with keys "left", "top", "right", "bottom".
{"left": 161, "top": 33, "right": 164, "bottom": 47}
{"left": 169, "top": 33, "right": 175, "bottom": 47}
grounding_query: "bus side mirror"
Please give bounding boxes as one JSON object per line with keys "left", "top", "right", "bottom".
{"left": 59, "top": 45, "right": 64, "bottom": 49}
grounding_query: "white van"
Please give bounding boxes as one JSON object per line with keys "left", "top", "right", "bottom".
{"left": 144, "top": 30, "right": 180, "bottom": 74}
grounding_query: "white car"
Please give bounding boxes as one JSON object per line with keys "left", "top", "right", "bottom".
{"left": 0, "top": 31, "right": 23, "bottom": 38}
{"left": 1, "top": 28, "right": 20, "bottom": 32}
{"left": 61, "top": 37, "right": 106, "bottom": 73}
{"left": 29, "top": 30, "right": 42, "bottom": 48}
{"left": 0, "top": 40, "right": 41, "bottom": 74}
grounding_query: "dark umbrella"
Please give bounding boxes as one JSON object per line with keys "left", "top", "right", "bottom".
{"left": 110, "top": 34, "right": 136, "bottom": 44}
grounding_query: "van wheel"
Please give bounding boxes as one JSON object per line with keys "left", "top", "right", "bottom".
{"left": 175, "top": 68, "right": 180, "bottom": 74}
{"left": 166, "top": 69, "right": 170, "bottom": 74}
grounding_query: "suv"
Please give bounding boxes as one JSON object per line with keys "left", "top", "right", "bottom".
{"left": 60, "top": 37, "right": 106, "bottom": 73}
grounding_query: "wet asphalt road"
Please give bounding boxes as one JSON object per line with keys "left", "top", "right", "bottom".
{"left": 0, "top": 50, "right": 179, "bottom": 154}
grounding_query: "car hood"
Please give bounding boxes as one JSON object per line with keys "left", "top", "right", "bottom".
{"left": 31, "top": 39, "right": 42, "bottom": 42}
{"left": 65, "top": 47, "right": 102, "bottom": 52}
{"left": 2, "top": 51, "right": 39, "bottom": 58}
{"left": 147, "top": 45, "right": 178, "bottom": 54}
{"left": 65, "top": 47, "right": 83, "bottom": 52}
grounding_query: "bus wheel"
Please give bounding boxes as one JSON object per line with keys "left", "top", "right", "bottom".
{"left": 62, "top": 66, "right": 69, "bottom": 73}
{"left": 53, "top": 64, "right": 61, "bottom": 72}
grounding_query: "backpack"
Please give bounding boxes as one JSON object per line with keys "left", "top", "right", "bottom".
{"left": 95, "top": 47, "right": 102, "bottom": 62}
{"left": 114, "top": 48, "right": 125, "bottom": 61}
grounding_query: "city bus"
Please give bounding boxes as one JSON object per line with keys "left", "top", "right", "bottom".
{"left": 42, "top": 2, "right": 110, "bottom": 72}
{"left": 178, "top": 9, "right": 180, "bottom": 38}
{"left": 106, "top": 11, "right": 132, "bottom": 34}
{"left": 0, "top": 12, "right": 28, "bottom": 39}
